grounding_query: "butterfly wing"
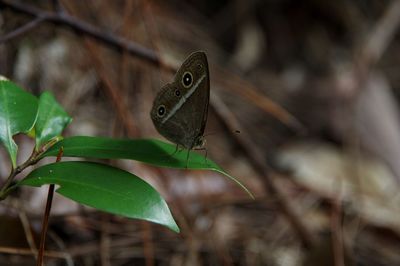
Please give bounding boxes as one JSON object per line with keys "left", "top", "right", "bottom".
{"left": 150, "top": 51, "right": 210, "bottom": 149}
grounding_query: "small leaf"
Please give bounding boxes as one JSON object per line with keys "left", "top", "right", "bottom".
{"left": 19, "top": 161, "right": 179, "bottom": 232}
{"left": 41, "top": 136, "right": 254, "bottom": 198}
{"left": 35, "top": 92, "right": 72, "bottom": 150}
{"left": 0, "top": 79, "right": 38, "bottom": 167}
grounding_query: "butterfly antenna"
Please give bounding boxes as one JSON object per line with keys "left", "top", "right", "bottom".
{"left": 204, "top": 130, "right": 240, "bottom": 138}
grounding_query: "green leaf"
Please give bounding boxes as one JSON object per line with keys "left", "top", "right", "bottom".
{"left": 35, "top": 92, "right": 72, "bottom": 150}
{"left": 40, "top": 136, "right": 254, "bottom": 198}
{"left": 0, "top": 79, "right": 38, "bottom": 167}
{"left": 19, "top": 161, "right": 179, "bottom": 232}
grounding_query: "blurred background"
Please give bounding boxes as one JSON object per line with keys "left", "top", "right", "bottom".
{"left": 1, "top": 0, "right": 400, "bottom": 265}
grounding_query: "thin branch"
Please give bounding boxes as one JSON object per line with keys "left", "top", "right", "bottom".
{"left": 0, "top": 149, "right": 40, "bottom": 200}
{"left": 0, "top": 16, "right": 46, "bottom": 43}
{"left": 36, "top": 147, "right": 64, "bottom": 266}
{"left": 358, "top": 0, "right": 400, "bottom": 69}
{"left": 341, "top": 0, "right": 400, "bottom": 99}
{"left": 0, "top": 0, "right": 174, "bottom": 72}
{"left": 17, "top": 201, "right": 38, "bottom": 259}
{"left": 331, "top": 197, "right": 344, "bottom": 266}
{"left": 211, "top": 91, "right": 316, "bottom": 248}
{"left": 83, "top": 39, "right": 139, "bottom": 137}
{"left": 50, "top": 0, "right": 66, "bottom": 14}
{"left": 0, "top": 246, "right": 71, "bottom": 261}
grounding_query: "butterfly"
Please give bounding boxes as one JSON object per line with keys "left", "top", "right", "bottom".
{"left": 150, "top": 51, "right": 209, "bottom": 165}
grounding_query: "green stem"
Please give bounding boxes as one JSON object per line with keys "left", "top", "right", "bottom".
{"left": 0, "top": 139, "right": 61, "bottom": 199}
{"left": 0, "top": 149, "right": 41, "bottom": 200}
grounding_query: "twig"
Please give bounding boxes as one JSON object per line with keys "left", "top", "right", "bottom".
{"left": 0, "top": 149, "right": 40, "bottom": 200}
{"left": 0, "top": 16, "right": 46, "bottom": 43}
{"left": 0, "top": 0, "right": 175, "bottom": 72}
{"left": 0, "top": 246, "right": 70, "bottom": 260}
{"left": 214, "top": 66, "right": 305, "bottom": 132}
{"left": 36, "top": 147, "right": 64, "bottom": 266}
{"left": 357, "top": 0, "right": 400, "bottom": 70}
{"left": 0, "top": 137, "right": 61, "bottom": 198}
{"left": 50, "top": 0, "right": 65, "bottom": 14}
{"left": 83, "top": 39, "right": 138, "bottom": 136}
{"left": 16, "top": 200, "right": 38, "bottom": 259}
{"left": 342, "top": 0, "right": 400, "bottom": 99}
{"left": 211, "top": 91, "right": 316, "bottom": 248}
{"left": 100, "top": 214, "right": 111, "bottom": 266}
{"left": 141, "top": 221, "right": 154, "bottom": 266}
{"left": 331, "top": 196, "right": 344, "bottom": 266}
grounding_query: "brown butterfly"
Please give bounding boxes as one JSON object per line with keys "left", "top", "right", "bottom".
{"left": 150, "top": 51, "right": 209, "bottom": 164}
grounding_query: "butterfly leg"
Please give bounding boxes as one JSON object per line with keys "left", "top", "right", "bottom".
{"left": 194, "top": 147, "right": 208, "bottom": 164}
{"left": 170, "top": 144, "right": 180, "bottom": 157}
{"left": 185, "top": 149, "right": 191, "bottom": 168}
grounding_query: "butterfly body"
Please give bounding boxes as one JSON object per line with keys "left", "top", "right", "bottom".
{"left": 151, "top": 51, "right": 209, "bottom": 150}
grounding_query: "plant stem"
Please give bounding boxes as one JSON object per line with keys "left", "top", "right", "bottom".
{"left": 0, "top": 149, "right": 40, "bottom": 200}
{"left": 0, "top": 138, "right": 62, "bottom": 200}
{"left": 36, "top": 147, "right": 63, "bottom": 266}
